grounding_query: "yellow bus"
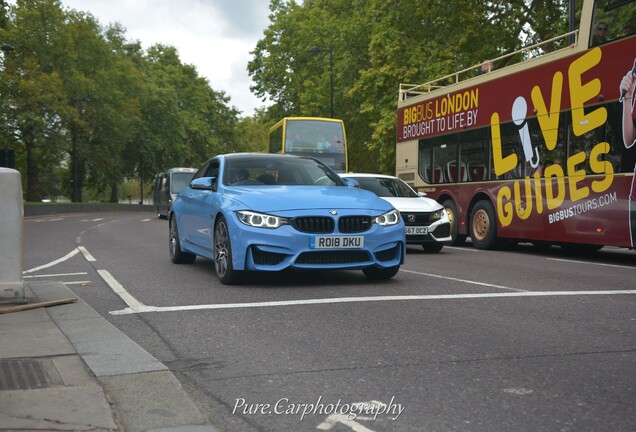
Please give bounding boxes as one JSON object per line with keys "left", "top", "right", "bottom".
{"left": 268, "top": 117, "right": 348, "bottom": 172}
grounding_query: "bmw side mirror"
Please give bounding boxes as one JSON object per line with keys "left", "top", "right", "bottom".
{"left": 190, "top": 177, "right": 216, "bottom": 191}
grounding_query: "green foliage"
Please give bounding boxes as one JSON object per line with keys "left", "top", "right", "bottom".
{"left": 0, "top": 0, "right": 240, "bottom": 202}
{"left": 249, "top": 0, "right": 573, "bottom": 174}
{"left": 235, "top": 108, "right": 272, "bottom": 153}
{"left": 1, "top": 0, "right": 575, "bottom": 201}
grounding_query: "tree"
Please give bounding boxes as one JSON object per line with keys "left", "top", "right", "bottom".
{"left": 0, "top": 0, "right": 240, "bottom": 202}
{"left": 249, "top": 0, "right": 572, "bottom": 174}
{"left": 127, "top": 44, "right": 240, "bottom": 193}
{"left": 235, "top": 107, "right": 271, "bottom": 153}
{"left": 0, "top": 0, "right": 69, "bottom": 201}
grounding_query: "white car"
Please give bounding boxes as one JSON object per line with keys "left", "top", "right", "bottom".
{"left": 340, "top": 173, "right": 452, "bottom": 252}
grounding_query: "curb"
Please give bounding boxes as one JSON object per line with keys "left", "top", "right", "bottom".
{"left": 32, "top": 281, "right": 219, "bottom": 432}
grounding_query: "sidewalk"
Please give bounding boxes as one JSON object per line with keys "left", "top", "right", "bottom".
{"left": 0, "top": 281, "right": 220, "bottom": 432}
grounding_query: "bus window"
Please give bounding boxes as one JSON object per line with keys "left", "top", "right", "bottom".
{"left": 461, "top": 131, "right": 489, "bottom": 182}
{"left": 418, "top": 139, "right": 433, "bottom": 183}
{"left": 268, "top": 117, "right": 348, "bottom": 172}
{"left": 269, "top": 125, "right": 283, "bottom": 154}
{"left": 433, "top": 139, "right": 457, "bottom": 183}
{"left": 590, "top": 0, "right": 636, "bottom": 47}
{"left": 605, "top": 101, "right": 628, "bottom": 172}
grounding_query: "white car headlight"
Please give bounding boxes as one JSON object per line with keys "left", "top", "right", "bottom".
{"left": 373, "top": 209, "right": 401, "bottom": 226}
{"left": 430, "top": 209, "right": 445, "bottom": 221}
{"left": 237, "top": 211, "right": 288, "bottom": 229}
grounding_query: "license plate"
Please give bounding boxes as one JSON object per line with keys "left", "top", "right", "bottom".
{"left": 312, "top": 235, "right": 364, "bottom": 249}
{"left": 405, "top": 226, "right": 428, "bottom": 235}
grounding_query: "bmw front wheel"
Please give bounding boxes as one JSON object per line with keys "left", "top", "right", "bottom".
{"left": 214, "top": 216, "right": 243, "bottom": 285}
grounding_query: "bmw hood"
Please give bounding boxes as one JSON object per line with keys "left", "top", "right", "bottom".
{"left": 380, "top": 196, "right": 443, "bottom": 212}
{"left": 227, "top": 185, "right": 394, "bottom": 213}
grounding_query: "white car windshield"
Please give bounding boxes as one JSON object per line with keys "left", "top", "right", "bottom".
{"left": 351, "top": 177, "right": 419, "bottom": 198}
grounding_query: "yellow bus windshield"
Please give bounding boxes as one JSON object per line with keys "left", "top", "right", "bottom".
{"left": 269, "top": 118, "right": 348, "bottom": 173}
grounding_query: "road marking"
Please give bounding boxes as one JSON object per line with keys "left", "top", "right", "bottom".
{"left": 547, "top": 257, "right": 635, "bottom": 270}
{"left": 316, "top": 399, "right": 402, "bottom": 431}
{"left": 400, "top": 269, "right": 526, "bottom": 292}
{"left": 109, "top": 290, "right": 636, "bottom": 315}
{"left": 317, "top": 414, "right": 376, "bottom": 432}
{"left": 78, "top": 246, "right": 96, "bottom": 262}
{"left": 23, "top": 272, "right": 88, "bottom": 278}
{"left": 97, "top": 269, "right": 148, "bottom": 312}
{"left": 64, "top": 281, "right": 91, "bottom": 286}
{"left": 445, "top": 246, "right": 480, "bottom": 252}
{"left": 23, "top": 248, "right": 80, "bottom": 273}
{"left": 33, "top": 217, "right": 64, "bottom": 222}
{"left": 503, "top": 388, "right": 534, "bottom": 395}
{"left": 141, "top": 218, "right": 152, "bottom": 222}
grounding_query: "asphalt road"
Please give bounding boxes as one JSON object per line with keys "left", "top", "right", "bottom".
{"left": 23, "top": 211, "right": 636, "bottom": 432}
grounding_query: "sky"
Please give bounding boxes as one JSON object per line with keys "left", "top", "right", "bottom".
{"left": 59, "top": 0, "right": 272, "bottom": 117}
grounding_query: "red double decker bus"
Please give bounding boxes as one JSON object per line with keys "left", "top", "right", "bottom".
{"left": 396, "top": 0, "right": 636, "bottom": 251}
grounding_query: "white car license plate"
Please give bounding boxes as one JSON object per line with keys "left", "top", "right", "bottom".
{"left": 405, "top": 226, "right": 428, "bottom": 235}
{"left": 312, "top": 235, "right": 364, "bottom": 249}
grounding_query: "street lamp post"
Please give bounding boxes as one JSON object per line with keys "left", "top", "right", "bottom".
{"left": 308, "top": 32, "right": 334, "bottom": 118}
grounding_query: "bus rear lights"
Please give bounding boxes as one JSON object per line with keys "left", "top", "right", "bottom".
{"left": 596, "top": 228, "right": 603, "bottom": 233}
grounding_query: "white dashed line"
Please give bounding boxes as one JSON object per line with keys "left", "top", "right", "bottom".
{"left": 400, "top": 269, "right": 526, "bottom": 292}
{"left": 23, "top": 272, "right": 88, "bottom": 278}
{"left": 547, "top": 257, "right": 635, "bottom": 270}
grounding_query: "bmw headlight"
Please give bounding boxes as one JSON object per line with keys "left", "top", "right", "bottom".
{"left": 373, "top": 209, "right": 401, "bottom": 226}
{"left": 430, "top": 209, "right": 445, "bottom": 222}
{"left": 237, "top": 211, "right": 288, "bottom": 229}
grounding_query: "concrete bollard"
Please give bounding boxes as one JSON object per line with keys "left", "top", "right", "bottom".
{"left": 0, "top": 167, "right": 25, "bottom": 304}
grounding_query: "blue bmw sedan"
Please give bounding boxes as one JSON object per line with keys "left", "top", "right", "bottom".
{"left": 169, "top": 153, "right": 406, "bottom": 284}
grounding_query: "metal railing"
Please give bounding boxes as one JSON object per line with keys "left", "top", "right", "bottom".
{"left": 399, "top": 30, "right": 579, "bottom": 101}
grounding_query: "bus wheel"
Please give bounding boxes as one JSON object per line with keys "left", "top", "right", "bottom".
{"left": 469, "top": 200, "right": 500, "bottom": 250}
{"left": 441, "top": 199, "right": 465, "bottom": 246}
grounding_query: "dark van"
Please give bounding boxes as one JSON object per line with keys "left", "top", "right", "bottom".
{"left": 152, "top": 167, "right": 197, "bottom": 219}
